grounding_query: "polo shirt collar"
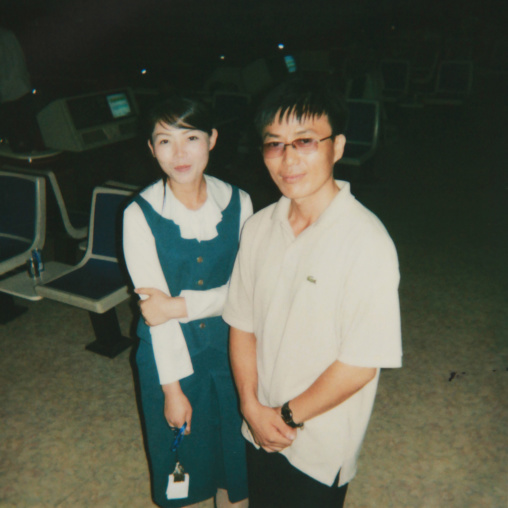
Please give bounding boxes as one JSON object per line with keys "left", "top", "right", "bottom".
{"left": 270, "top": 180, "right": 355, "bottom": 228}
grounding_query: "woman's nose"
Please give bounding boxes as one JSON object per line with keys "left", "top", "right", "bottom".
{"left": 173, "top": 140, "right": 187, "bottom": 157}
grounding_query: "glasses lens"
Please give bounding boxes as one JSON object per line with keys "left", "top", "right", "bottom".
{"left": 293, "top": 138, "right": 318, "bottom": 153}
{"left": 262, "top": 142, "right": 283, "bottom": 159}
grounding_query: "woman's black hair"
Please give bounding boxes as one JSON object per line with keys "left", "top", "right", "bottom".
{"left": 254, "top": 77, "right": 348, "bottom": 138}
{"left": 145, "top": 94, "right": 215, "bottom": 142}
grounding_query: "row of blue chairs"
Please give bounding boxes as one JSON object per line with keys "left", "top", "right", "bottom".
{"left": 0, "top": 168, "right": 135, "bottom": 357}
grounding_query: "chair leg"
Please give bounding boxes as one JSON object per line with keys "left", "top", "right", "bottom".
{"left": 86, "top": 308, "right": 133, "bottom": 358}
{"left": 0, "top": 292, "right": 27, "bottom": 324}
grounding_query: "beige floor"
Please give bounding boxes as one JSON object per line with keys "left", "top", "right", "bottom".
{"left": 1, "top": 73, "right": 507, "bottom": 507}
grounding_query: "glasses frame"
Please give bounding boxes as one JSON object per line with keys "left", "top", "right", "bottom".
{"left": 261, "top": 135, "right": 334, "bottom": 159}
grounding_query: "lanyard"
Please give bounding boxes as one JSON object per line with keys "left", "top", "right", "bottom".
{"left": 171, "top": 422, "right": 187, "bottom": 481}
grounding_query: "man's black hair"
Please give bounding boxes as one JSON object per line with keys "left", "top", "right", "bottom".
{"left": 254, "top": 77, "right": 348, "bottom": 138}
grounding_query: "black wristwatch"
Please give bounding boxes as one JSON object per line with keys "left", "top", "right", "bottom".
{"left": 281, "top": 401, "right": 304, "bottom": 429}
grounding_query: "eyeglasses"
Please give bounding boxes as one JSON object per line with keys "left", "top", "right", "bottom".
{"left": 262, "top": 135, "right": 333, "bottom": 159}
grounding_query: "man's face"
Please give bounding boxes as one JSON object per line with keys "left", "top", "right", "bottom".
{"left": 261, "top": 112, "right": 346, "bottom": 203}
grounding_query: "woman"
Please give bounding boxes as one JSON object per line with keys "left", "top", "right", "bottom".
{"left": 123, "top": 95, "right": 252, "bottom": 508}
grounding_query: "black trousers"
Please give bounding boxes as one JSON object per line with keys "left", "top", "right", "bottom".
{"left": 246, "top": 444, "right": 348, "bottom": 508}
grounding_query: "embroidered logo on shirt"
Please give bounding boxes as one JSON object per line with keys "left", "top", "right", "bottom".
{"left": 307, "top": 276, "right": 317, "bottom": 284}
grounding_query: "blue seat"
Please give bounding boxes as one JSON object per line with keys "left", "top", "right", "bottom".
{"left": 424, "top": 60, "right": 474, "bottom": 106}
{"left": 0, "top": 170, "right": 46, "bottom": 275}
{"left": 339, "top": 99, "right": 380, "bottom": 167}
{"left": 380, "top": 59, "right": 411, "bottom": 103}
{"left": 36, "top": 186, "right": 133, "bottom": 357}
{"left": 1, "top": 164, "right": 88, "bottom": 240}
{"left": 0, "top": 170, "right": 46, "bottom": 322}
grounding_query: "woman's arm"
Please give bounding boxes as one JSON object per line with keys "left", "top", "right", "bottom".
{"left": 123, "top": 201, "right": 193, "bottom": 385}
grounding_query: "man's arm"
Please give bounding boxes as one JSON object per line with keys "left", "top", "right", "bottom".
{"left": 281, "top": 361, "right": 377, "bottom": 426}
{"left": 229, "top": 326, "right": 297, "bottom": 452}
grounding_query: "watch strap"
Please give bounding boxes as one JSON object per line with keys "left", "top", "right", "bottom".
{"left": 281, "top": 401, "right": 304, "bottom": 429}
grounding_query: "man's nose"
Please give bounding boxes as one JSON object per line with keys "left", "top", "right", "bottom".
{"left": 282, "top": 143, "right": 299, "bottom": 164}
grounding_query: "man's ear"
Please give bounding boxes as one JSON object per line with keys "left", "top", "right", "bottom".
{"left": 147, "top": 139, "right": 155, "bottom": 157}
{"left": 333, "top": 134, "right": 346, "bottom": 164}
{"left": 208, "top": 129, "right": 218, "bottom": 151}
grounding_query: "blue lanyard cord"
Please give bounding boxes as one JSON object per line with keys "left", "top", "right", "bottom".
{"left": 171, "top": 422, "right": 187, "bottom": 479}
{"left": 171, "top": 422, "right": 187, "bottom": 453}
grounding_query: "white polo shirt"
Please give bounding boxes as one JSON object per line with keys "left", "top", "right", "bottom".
{"left": 223, "top": 181, "right": 402, "bottom": 487}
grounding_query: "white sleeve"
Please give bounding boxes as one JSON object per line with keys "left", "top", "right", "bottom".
{"left": 177, "top": 189, "right": 254, "bottom": 323}
{"left": 337, "top": 232, "right": 402, "bottom": 369}
{"left": 123, "top": 201, "right": 193, "bottom": 385}
{"left": 222, "top": 214, "right": 256, "bottom": 333}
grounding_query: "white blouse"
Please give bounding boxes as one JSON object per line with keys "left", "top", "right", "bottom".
{"left": 123, "top": 175, "right": 253, "bottom": 385}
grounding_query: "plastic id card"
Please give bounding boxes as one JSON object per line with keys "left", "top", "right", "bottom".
{"left": 166, "top": 462, "right": 189, "bottom": 500}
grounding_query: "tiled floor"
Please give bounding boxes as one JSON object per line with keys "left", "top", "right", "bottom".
{"left": 1, "top": 72, "right": 507, "bottom": 507}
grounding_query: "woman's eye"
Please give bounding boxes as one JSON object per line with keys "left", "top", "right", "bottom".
{"left": 159, "top": 139, "right": 169, "bottom": 145}
{"left": 267, "top": 142, "right": 282, "bottom": 148}
{"left": 188, "top": 135, "right": 199, "bottom": 141}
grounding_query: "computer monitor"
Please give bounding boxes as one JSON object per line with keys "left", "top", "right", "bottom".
{"left": 38, "top": 88, "right": 138, "bottom": 152}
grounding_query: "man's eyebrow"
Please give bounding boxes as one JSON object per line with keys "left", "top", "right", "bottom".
{"left": 263, "top": 128, "right": 318, "bottom": 140}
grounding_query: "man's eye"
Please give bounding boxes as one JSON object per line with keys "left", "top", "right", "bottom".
{"left": 188, "top": 135, "right": 199, "bottom": 141}
{"left": 295, "top": 138, "right": 313, "bottom": 147}
{"left": 159, "top": 139, "right": 169, "bottom": 145}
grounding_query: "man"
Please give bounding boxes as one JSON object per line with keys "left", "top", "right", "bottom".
{"left": 223, "top": 78, "right": 402, "bottom": 508}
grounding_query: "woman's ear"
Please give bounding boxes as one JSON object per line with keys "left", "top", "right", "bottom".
{"left": 208, "top": 129, "right": 218, "bottom": 151}
{"left": 147, "top": 139, "right": 155, "bottom": 157}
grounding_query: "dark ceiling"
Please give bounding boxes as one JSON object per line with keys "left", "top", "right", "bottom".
{"left": 1, "top": 0, "right": 504, "bottom": 94}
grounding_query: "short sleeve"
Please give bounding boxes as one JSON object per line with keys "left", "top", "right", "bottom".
{"left": 337, "top": 231, "right": 402, "bottom": 369}
{"left": 222, "top": 220, "right": 255, "bottom": 333}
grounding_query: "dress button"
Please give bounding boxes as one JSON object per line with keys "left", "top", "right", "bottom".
{"left": 199, "top": 322, "right": 206, "bottom": 329}
{"left": 197, "top": 256, "right": 203, "bottom": 263}
{"left": 197, "top": 279, "right": 204, "bottom": 286}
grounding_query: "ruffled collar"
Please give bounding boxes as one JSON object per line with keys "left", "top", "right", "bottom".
{"left": 162, "top": 176, "right": 224, "bottom": 242}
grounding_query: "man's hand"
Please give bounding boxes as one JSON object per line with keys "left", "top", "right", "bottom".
{"left": 135, "top": 288, "right": 187, "bottom": 326}
{"left": 162, "top": 382, "right": 192, "bottom": 434}
{"left": 243, "top": 401, "right": 297, "bottom": 452}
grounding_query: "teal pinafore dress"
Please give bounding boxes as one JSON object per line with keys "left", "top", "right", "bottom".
{"left": 134, "top": 186, "right": 248, "bottom": 507}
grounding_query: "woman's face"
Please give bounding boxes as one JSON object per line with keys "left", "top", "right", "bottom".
{"left": 148, "top": 121, "right": 218, "bottom": 187}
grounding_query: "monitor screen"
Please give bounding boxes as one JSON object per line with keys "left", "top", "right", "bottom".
{"left": 284, "top": 55, "right": 297, "bottom": 74}
{"left": 107, "top": 93, "right": 132, "bottom": 119}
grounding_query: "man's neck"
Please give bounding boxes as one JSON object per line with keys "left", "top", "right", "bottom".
{"left": 288, "top": 180, "right": 339, "bottom": 237}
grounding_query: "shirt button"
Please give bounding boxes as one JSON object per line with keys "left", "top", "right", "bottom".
{"left": 199, "top": 322, "right": 206, "bottom": 329}
{"left": 197, "top": 256, "right": 203, "bottom": 263}
{"left": 197, "top": 279, "right": 204, "bottom": 286}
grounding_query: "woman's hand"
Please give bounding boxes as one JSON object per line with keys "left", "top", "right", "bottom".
{"left": 162, "top": 382, "right": 192, "bottom": 434}
{"left": 135, "top": 288, "right": 188, "bottom": 326}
